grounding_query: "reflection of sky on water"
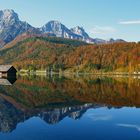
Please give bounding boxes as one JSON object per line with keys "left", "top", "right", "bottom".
{"left": 0, "top": 106, "right": 140, "bottom": 140}
{"left": 117, "top": 124, "right": 140, "bottom": 132}
{"left": 86, "top": 113, "right": 112, "bottom": 121}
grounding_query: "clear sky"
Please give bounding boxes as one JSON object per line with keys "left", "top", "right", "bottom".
{"left": 0, "top": 0, "right": 140, "bottom": 41}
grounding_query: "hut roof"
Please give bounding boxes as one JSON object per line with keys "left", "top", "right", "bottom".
{"left": 0, "top": 65, "right": 13, "bottom": 72}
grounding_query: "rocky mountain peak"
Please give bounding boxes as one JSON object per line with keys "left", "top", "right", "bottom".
{"left": 71, "top": 26, "right": 89, "bottom": 39}
{"left": 71, "top": 26, "right": 84, "bottom": 34}
{"left": 40, "top": 20, "right": 81, "bottom": 39}
{"left": 41, "top": 20, "right": 67, "bottom": 36}
{"left": 0, "top": 9, "right": 19, "bottom": 23}
{"left": 0, "top": 9, "right": 38, "bottom": 47}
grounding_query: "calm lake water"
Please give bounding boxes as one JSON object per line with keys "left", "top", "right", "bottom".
{"left": 0, "top": 75, "right": 139, "bottom": 140}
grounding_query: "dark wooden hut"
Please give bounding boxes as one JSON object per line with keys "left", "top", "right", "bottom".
{"left": 0, "top": 65, "right": 17, "bottom": 77}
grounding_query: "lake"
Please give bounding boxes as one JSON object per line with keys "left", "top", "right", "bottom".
{"left": 0, "top": 75, "right": 139, "bottom": 140}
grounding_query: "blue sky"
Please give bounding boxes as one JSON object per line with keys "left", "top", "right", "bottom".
{"left": 0, "top": 0, "right": 140, "bottom": 41}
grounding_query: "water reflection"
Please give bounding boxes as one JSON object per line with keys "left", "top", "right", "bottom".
{"left": 0, "top": 76, "right": 17, "bottom": 85}
{"left": 0, "top": 75, "right": 139, "bottom": 135}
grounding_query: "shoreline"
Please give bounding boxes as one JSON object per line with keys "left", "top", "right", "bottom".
{"left": 17, "top": 70, "right": 140, "bottom": 77}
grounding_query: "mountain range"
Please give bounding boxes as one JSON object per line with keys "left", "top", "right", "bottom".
{"left": 0, "top": 9, "right": 125, "bottom": 48}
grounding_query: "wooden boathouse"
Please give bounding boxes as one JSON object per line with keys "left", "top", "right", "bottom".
{"left": 0, "top": 65, "right": 17, "bottom": 77}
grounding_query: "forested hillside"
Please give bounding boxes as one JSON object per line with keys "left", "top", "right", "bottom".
{"left": 0, "top": 36, "right": 139, "bottom": 73}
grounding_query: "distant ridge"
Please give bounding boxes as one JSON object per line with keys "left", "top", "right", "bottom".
{"left": 0, "top": 9, "right": 125, "bottom": 48}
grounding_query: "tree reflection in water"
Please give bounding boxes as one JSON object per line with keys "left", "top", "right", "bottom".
{"left": 0, "top": 75, "right": 139, "bottom": 133}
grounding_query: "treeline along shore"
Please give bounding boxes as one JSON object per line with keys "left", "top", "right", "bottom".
{"left": 0, "top": 36, "right": 139, "bottom": 75}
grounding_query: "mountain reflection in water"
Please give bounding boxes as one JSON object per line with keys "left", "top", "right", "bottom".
{"left": 0, "top": 75, "right": 139, "bottom": 133}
